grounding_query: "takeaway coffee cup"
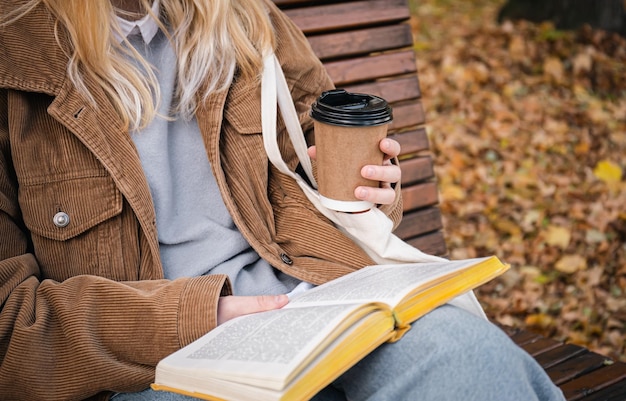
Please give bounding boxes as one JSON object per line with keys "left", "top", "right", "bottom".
{"left": 310, "top": 89, "right": 393, "bottom": 212}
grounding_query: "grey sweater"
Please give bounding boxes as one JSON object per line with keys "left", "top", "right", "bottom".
{"left": 126, "top": 28, "right": 300, "bottom": 295}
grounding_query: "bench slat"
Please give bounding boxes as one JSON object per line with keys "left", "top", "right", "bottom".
{"left": 406, "top": 231, "right": 447, "bottom": 256}
{"left": 534, "top": 344, "right": 589, "bottom": 369}
{"left": 400, "top": 156, "right": 434, "bottom": 186}
{"left": 388, "top": 101, "right": 426, "bottom": 132}
{"left": 345, "top": 76, "right": 421, "bottom": 105}
{"left": 392, "top": 128, "right": 431, "bottom": 156}
{"left": 507, "top": 327, "right": 545, "bottom": 345}
{"left": 547, "top": 352, "right": 611, "bottom": 385}
{"left": 520, "top": 337, "right": 563, "bottom": 357}
{"left": 560, "top": 362, "right": 626, "bottom": 400}
{"left": 324, "top": 51, "right": 418, "bottom": 86}
{"left": 578, "top": 377, "right": 626, "bottom": 400}
{"left": 401, "top": 182, "right": 439, "bottom": 212}
{"left": 307, "top": 24, "right": 413, "bottom": 60}
{"left": 280, "top": 0, "right": 410, "bottom": 34}
{"left": 394, "top": 207, "right": 443, "bottom": 239}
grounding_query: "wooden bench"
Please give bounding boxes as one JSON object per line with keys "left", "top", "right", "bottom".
{"left": 273, "top": 0, "right": 626, "bottom": 399}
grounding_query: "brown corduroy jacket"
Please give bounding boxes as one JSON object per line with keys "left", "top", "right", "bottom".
{"left": 0, "top": 0, "right": 402, "bottom": 399}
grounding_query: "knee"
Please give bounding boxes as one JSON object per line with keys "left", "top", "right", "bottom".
{"left": 410, "top": 304, "right": 523, "bottom": 366}
{"left": 335, "top": 305, "right": 564, "bottom": 401}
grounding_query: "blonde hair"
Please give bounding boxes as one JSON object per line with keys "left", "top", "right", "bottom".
{"left": 3, "top": 0, "right": 275, "bottom": 130}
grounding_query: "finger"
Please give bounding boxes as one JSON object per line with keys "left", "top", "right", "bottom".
{"left": 354, "top": 185, "right": 397, "bottom": 206}
{"left": 217, "top": 295, "right": 289, "bottom": 325}
{"left": 361, "top": 163, "right": 402, "bottom": 185}
{"left": 380, "top": 138, "right": 401, "bottom": 160}
{"left": 307, "top": 145, "right": 317, "bottom": 160}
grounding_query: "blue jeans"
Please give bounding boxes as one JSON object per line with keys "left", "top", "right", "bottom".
{"left": 114, "top": 305, "right": 565, "bottom": 401}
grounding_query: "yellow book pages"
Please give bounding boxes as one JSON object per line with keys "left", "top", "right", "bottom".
{"left": 394, "top": 256, "right": 510, "bottom": 329}
{"left": 281, "top": 307, "right": 395, "bottom": 401}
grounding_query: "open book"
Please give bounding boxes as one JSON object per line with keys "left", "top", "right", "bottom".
{"left": 151, "top": 256, "right": 509, "bottom": 401}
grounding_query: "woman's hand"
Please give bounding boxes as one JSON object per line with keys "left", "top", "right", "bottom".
{"left": 356, "top": 137, "right": 401, "bottom": 205}
{"left": 307, "top": 137, "right": 402, "bottom": 206}
{"left": 217, "top": 295, "right": 289, "bottom": 325}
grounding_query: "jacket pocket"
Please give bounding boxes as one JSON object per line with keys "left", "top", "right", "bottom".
{"left": 18, "top": 175, "right": 126, "bottom": 280}
{"left": 20, "top": 175, "right": 122, "bottom": 241}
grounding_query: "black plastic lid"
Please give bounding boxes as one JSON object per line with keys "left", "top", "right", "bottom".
{"left": 310, "top": 89, "right": 393, "bottom": 127}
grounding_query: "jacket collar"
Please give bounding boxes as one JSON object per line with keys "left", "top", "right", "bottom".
{"left": 0, "top": 2, "right": 68, "bottom": 95}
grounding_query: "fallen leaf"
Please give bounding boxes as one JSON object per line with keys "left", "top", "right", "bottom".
{"left": 585, "top": 229, "right": 606, "bottom": 244}
{"left": 593, "top": 160, "right": 623, "bottom": 184}
{"left": 508, "top": 35, "right": 527, "bottom": 61}
{"left": 544, "top": 225, "right": 571, "bottom": 249}
{"left": 543, "top": 57, "right": 565, "bottom": 84}
{"left": 525, "top": 313, "right": 555, "bottom": 329}
{"left": 555, "top": 254, "right": 588, "bottom": 274}
{"left": 441, "top": 184, "right": 466, "bottom": 201}
{"left": 573, "top": 51, "right": 593, "bottom": 75}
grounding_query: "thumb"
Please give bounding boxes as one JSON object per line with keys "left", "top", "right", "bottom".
{"left": 217, "top": 294, "right": 289, "bottom": 325}
{"left": 252, "top": 294, "right": 290, "bottom": 313}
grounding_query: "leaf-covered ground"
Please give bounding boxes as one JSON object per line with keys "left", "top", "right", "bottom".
{"left": 410, "top": 0, "right": 626, "bottom": 361}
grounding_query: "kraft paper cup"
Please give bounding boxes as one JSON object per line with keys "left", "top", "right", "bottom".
{"left": 310, "top": 89, "right": 393, "bottom": 212}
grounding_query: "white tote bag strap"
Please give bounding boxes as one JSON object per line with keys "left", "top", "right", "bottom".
{"left": 261, "top": 54, "right": 316, "bottom": 185}
{"left": 261, "top": 53, "right": 486, "bottom": 318}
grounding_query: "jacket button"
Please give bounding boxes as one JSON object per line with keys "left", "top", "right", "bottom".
{"left": 53, "top": 212, "right": 70, "bottom": 228}
{"left": 280, "top": 253, "right": 293, "bottom": 265}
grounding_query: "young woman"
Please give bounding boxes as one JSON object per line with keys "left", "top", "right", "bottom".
{"left": 0, "top": 0, "right": 565, "bottom": 400}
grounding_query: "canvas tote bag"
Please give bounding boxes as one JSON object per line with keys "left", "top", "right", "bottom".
{"left": 261, "top": 53, "right": 486, "bottom": 319}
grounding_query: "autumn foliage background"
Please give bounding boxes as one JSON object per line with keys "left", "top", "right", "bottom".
{"left": 409, "top": 0, "right": 626, "bottom": 361}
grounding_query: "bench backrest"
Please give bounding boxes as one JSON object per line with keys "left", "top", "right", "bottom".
{"left": 273, "top": 0, "right": 447, "bottom": 256}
